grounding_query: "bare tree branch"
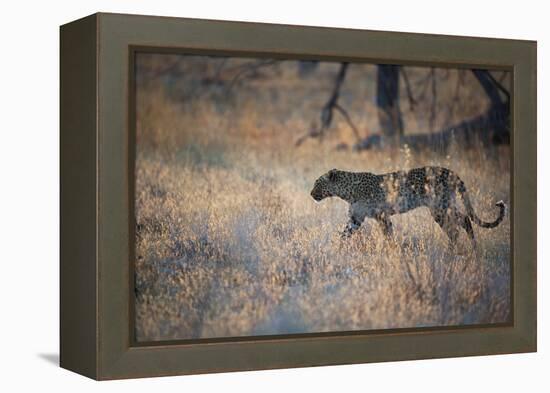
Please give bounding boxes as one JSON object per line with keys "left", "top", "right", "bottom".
{"left": 400, "top": 67, "right": 417, "bottom": 111}
{"left": 429, "top": 68, "right": 437, "bottom": 131}
{"left": 140, "top": 56, "right": 186, "bottom": 80}
{"left": 296, "top": 63, "right": 361, "bottom": 146}
{"left": 319, "top": 62, "right": 349, "bottom": 136}
{"left": 295, "top": 122, "right": 323, "bottom": 147}
{"left": 333, "top": 103, "right": 361, "bottom": 141}
{"left": 471, "top": 69, "right": 504, "bottom": 105}
{"left": 212, "top": 58, "right": 229, "bottom": 83}
{"left": 485, "top": 71, "right": 510, "bottom": 102}
{"left": 227, "top": 59, "right": 279, "bottom": 90}
{"left": 414, "top": 70, "right": 433, "bottom": 102}
{"left": 443, "top": 69, "right": 464, "bottom": 125}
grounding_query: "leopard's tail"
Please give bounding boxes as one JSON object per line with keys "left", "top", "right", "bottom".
{"left": 457, "top": 180, "right": 506, "bottom": 228}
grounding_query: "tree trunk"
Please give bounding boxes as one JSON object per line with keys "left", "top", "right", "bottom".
{"left": 354, "top": 69, "right": 510, "bottom": 151}
{"left": 470, "top": 69, "right": 510, "bottom": 144}
{"left": 376, "top": 65, "right": 403, "bottom": 139}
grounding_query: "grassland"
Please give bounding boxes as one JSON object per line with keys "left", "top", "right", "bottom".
{"left": 134, "top": 56, "right": 510, "bottom": 341}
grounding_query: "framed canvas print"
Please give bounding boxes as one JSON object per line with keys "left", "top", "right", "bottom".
{"left": 60, "top": 13, "right": 536, "bottom": 380}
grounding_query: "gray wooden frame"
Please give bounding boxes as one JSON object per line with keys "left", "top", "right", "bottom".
{"left": 60, "top": 12, "right": 537, "bottom": 380}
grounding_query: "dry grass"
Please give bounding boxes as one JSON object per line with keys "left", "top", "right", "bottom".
{"left": 134, "top": 57, "right": 511, "bottom": 341}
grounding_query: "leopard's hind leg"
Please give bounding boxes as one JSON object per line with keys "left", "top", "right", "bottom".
{"left": 375, "top": 213, "right": 394, "bottom": 239}
{"left": 455, "top": 210, "right": 477, "bottom": 249}
{"left": 430, "top": 208, "right": 459, "bottom": 251}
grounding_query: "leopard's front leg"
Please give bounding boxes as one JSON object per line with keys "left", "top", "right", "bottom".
{"left": 341, "top": 205, "right": 366, "bottom": 238}
{"left": 341, "top": 216, "right": 363, "bottom": 238}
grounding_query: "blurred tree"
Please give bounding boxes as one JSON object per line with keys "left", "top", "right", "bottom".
{"left": 470, "top": 69, "right": 510, "bottom": 144}
{"left": 298, "top": 60, "right": 319, "bottom": 78}
{"left": 376, "top": 65, "right": 404, "bottom": 139}
{"left": 208, "top": 56, "right": 510, "bottom": 152}
{"left": 353, "top": 68, "right": 510, "bottom": 151}
{"left": 296, "top": 62, "right": 361, "bottom": 146}
{"left": 297, "top": 63, "right": 406, "bottom": 146}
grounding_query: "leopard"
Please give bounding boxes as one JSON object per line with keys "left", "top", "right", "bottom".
{"left": 310, "top": 166, "right": 505, "bottom": 247}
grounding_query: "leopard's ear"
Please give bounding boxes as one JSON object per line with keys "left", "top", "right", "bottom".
{"left": 328, "top": 169, "right": 338, "bottom": 182}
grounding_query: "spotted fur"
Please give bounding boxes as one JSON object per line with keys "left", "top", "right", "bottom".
{"left": 310, "top": 166, "right": 505, "bottom": 246}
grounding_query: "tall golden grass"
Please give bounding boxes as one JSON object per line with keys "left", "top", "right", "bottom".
{"left": 134, "top": 58, "right": 510, "bottom": 341}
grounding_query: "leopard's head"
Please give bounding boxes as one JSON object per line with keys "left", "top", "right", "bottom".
{"left": 310, "top": 169, "right": 345, "bottom": 202}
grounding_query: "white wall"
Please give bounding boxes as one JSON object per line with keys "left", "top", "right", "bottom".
{"left": 0, "top": 0, "right": 546, "bottom": 391}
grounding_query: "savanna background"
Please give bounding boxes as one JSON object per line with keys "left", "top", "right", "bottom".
{"left": 134, "top": 53, "right": 511, "bottom": 342}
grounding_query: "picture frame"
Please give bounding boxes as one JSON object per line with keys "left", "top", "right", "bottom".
{"left": 60, "top": 12, "right": 536, "bottom": 380}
